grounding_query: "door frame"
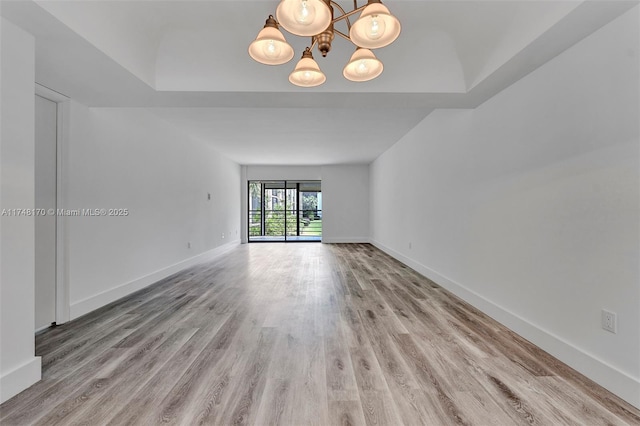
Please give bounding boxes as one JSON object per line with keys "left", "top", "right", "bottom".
{"left": 35, "top": 83, "right": 70, "bottom": 325}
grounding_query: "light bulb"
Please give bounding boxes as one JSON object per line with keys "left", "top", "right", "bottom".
{"left": 365, "top": 15, "right": 386, "bottom": 40}
{"left": 355, "top": 60, "right": 369, "bottom": 77}
{"left": 301, "top": 71, "right": 313, "bottom": 84}
{"left": 294, "top": 0, "right": 316, "bottom": 26}
{"left": 262, "top": 40, "right": 281, "bottom": 59}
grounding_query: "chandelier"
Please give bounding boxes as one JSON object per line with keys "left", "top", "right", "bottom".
{"left": 248, "top": 0, "right": 401, "bottom": 87}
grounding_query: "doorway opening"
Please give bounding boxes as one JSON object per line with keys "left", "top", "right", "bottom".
{"left": 34, "top": 84, "right": 70, "bottom": 332}
{"left": 35, "top": 94, "right": 57, "bottom": 332}
{"left": 248, "top": 180, "right": 321, "bottom": 242}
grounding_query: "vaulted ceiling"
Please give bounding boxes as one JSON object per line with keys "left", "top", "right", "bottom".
{"left": 1, "top": 1, "right": 636, "bottom": 164}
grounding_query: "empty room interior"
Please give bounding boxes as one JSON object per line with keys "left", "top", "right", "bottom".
{"left": 1, "top": 0, "right": 639, "bottom": 424}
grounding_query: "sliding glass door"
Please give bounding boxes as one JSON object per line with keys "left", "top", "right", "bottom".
{"left": 248, "top": 180, "right": 321, "bottom": 242}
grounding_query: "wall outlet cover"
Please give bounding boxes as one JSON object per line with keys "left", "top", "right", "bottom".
{"left": 602, "top": 309, "right": 617, "bottom": 334}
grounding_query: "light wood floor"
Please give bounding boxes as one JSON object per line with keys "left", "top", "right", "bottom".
{"left": 1, "top": 243, "right": 639, "bottom": 425}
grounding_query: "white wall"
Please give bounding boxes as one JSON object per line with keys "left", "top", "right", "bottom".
{"left": 0, "top": 17, "right": 42, "bottom": 403}
{"left": 370, "top": 7, "right": 640, "bottom": 408}
{"left": 243, "top": 165, "right": 369, "bottom": 243}
{"left": 36, "top": 1, "right": 158, "bottom": 87}
{"left": 321, "top": 165, "right": 369, "bottom": 243}
{"left": 246, "top": 165, "right": 322, "bottom": 181}
{"left": 66, "top": 105, "right": 241, "bottom": 318}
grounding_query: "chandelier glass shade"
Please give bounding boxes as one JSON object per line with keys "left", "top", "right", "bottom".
{"left": 342, "top": 48, "right": 383, "bottom": 82}
{"left": 249, "top": 0, "right": 401, "bottom": 87}
{"left": 248, "top": 17, "right": 295, "bottom": 65}
{"left": 276, "top": 0, "right": 333, "bottom": 37}
{"left": 349, "top": 2, "right": 401, "bottom": 49}
{"left": 288, "top": 47, "right": 327, "bottom": 87}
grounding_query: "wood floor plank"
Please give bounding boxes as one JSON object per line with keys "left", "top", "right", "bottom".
{"left": 104, "top": 326, "right": 228, "bottom": 425}
{"left": 2, "top": 243, "right": 639, "bottom": 426}
{"left": 151, "top": 309, "right": 249, "bottom": 424}
{"left": 68, "top": 327, "right": 199, "bottom": 425}
{"left": 452, "top": 391, "right": 522, "bottom": 426}
{"left": 33, "top": 330, "right": 172, "bottom": 426}
{"left": 328, "top": 400, "right": 368, "bottom": 426}
{"left": 349, "top": 345, "right": 405, "bottom": 426}
{"left": 357, "top": 309, "right": 445, "bottom": 425}
{"left": 213, "top": 327, "right": 278, "bottom": 426}
{"left": 324, "top": 314, "right": 361, "bottom": 402}
{"left": 254, "top": 378, "right": 293, "bottom": 426}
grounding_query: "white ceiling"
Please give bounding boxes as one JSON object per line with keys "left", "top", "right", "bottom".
{"left": 1, "top": 0, "right": 636, "bottom": 165}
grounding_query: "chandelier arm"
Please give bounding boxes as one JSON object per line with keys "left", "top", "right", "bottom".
{"left": 330, "top": 1, "right": 352, "bottom": 30}
{"left": 331, "top": 4, "right": 367, "bottom": 27}
{"left": 310, "top": 36, "right": 318, "bottom": 50}
{"left": 333, "top": 29, "right": 351, "bottom": 42}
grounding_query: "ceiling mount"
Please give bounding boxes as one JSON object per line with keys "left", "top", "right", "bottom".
{"left": 248, "top": 0, "right": 401, "bottom": 87}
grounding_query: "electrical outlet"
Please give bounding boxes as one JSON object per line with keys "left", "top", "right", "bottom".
{"left": 602, "top": 309, "right": 617, "bottom": 334}
{"left": 221, "top": 233, "right": 225, "bottom": 239}
{"left": 187, "top": 242, "right": 191, "bottom": 249}
{"left": 207, "top": 193, "right": 211, "bottom": 200}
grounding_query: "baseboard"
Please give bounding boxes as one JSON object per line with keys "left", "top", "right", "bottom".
{"left": 370, "top": 239, "right": 640, "bottom": 409}
{"left": 322, "top": 237, "right": 370, "bottom": 244}
{"left": 34, "top": 323, "right": 53, "bottom": 334}
{"left": 70, "top": 240, "right": 240, "bottom": 320}
{"left": 0, "top": 357, "right": 41, "bottom": 404}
